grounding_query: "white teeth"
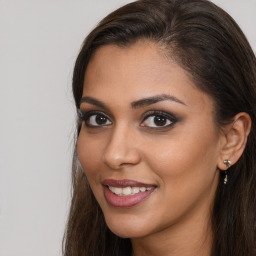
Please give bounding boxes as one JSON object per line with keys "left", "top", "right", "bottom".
{"left": 109, "top": 187, "right": 122, "bottom": 195}
{"left": 132, "top": 187, "right": 140, "bottom": 194}
{"left": 122, "top": 187, "right": 132, "bottom": 196}
{"left": 108, "top": 186, "right": 154, "bottom": 196}
{"left": 140, "top": 187, "right": 146, "bottom": 192}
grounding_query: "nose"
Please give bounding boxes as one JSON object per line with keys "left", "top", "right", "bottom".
{"left": 102, "top": 125, "right": 141, "bottom": 170}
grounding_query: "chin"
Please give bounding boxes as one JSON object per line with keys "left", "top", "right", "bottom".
{"left": 104, "top": 213, "right": 153, "bottom": 239}
{"left": 107, "top": 225, "right": 148, "bottom": 239}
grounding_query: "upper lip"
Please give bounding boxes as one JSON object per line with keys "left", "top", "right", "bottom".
{"left": 102, "top": 179, "right": 156, "bottom": 188}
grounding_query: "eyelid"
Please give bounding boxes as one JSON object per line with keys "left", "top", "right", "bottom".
{"left": 78, "top": 109, "right": 178, "bottom": 129}
{"left": 79, "top": 109, "right": 112, "bottom": 127}
{"left": 79, "top": 109, "right": 111, "bottom": 119}
{"left": 140, "top": 110, "right": 178, "bottom": 128}
{"left": 141, "top": 110, "right": 177, "bottom": 122}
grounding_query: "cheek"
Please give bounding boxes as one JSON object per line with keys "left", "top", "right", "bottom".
{"left": 77, "top": 130, "right": 104, "bottom": 181}
{"left": 148, "top": 121, "right": 219, "bottom": 171}
{"left": 77, "top": 131, "right": 108, "bottom": 206}
{"left": 143, "top": 126, "right": 220, "bottom": 196}
{"left": 141, "top": 133, "right": 219, "bottom": 225}
{"left": 146, "top": 139, "right": 216, "bottom": 174}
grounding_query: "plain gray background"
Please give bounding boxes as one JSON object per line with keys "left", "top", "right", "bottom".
{"left": 0, "top": 1, "right": 255, "bottom": 255}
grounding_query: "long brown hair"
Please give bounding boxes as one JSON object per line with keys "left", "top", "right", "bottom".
{"left": 63, "top": 0, "right": 256, "bottom": 255}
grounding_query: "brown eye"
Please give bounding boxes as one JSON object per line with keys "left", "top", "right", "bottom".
{"left": 86, "top": 114, "right": 112, "bottom": 127}
{"left": 95, "top": 115, "right": 108, "bottom": 125}
{"left": 154, "top": 115, "right": 168, "bottom": 126}
{"left": 141, "top": 114, "right": 172, "bottom": 127}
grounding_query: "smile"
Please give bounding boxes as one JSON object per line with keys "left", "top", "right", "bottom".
{"left": 102, "top": 179, "right": 156, "bottom": 207}
{"left": 108, "top": 186, "right": 154, "bottom": 196}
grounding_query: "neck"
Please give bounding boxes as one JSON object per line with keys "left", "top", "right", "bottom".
{"left": 131, "top": 208, "right": 213, "bottom": 256}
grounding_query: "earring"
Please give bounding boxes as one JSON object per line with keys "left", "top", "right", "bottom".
{"left": 224, "top": 160, "right": 231, "bottom": 168}
{"left": 223, "top": 160, "right": 231, "bottom": 185}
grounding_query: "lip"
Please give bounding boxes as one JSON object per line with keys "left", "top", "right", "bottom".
{"left": 102, "top": 179, "right": 156, "bottom": 208}
{"left": 102, "top": 179, "right": 156, "bottom": 188}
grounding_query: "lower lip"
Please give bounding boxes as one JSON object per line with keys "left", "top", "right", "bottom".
{"left": 104, "top": 186, "right": 155, "bottom": 208}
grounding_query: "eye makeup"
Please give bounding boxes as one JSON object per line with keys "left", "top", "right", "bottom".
{"left": 78, "top": 108, "right": 180, "bottom": 131}
{"left": 140, "top": 110, "right": 179, "bottom": 131}
{"left": 79, "top": 110, "right": 112, "bottom": 128}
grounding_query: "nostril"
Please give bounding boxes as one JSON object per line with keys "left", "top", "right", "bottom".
{"left": 103, "top": 146, "right": 141, "bottom": 169}
{"left": 102, "top": 127, "right": 141, "bottom": 169}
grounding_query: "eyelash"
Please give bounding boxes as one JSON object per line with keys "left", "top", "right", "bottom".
{"left": 79, "top": 110, "right": 112, "bottom": 128}
{"left": 141, "top": 110, "right": 177, "bottom": 129}
{"left": 79, "top": 110, "right": 178, "bottom": 129}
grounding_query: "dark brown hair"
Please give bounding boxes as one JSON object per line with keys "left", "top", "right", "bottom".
{"left": 63, "top": 0, "right": 256, "bottom": 255}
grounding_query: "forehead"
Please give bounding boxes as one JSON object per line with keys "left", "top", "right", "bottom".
{"left": 83, "top": 41, "right": 213, "bottom": 110}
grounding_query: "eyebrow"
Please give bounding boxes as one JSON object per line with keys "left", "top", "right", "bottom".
{"left": 80, "top": 96, "right": 109, "bottom": 110}
{"left": 80, "top": 94, "right": 186, "bottom": 109}
{"left": 131, "top": 94, "right": 186, "bottom": 109}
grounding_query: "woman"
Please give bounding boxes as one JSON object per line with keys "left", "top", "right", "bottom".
{"left": 63, "top": 0, "right": 256, "bottom": 255}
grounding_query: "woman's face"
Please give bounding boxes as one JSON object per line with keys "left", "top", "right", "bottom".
{"left": 78, "top": 41, "right": 222, "bottom": 239}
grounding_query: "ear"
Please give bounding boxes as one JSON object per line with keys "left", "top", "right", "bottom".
{"left": 217, "top": 112, "right": 251, "bottom": 170}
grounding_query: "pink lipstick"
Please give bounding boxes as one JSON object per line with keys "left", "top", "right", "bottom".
{"left": 102, "top": 179, "right": 156, "bottom": 207}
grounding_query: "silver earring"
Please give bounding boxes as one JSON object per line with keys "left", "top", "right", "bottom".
{"left": 223, "top": 160, "right": 231, "bottom": 185}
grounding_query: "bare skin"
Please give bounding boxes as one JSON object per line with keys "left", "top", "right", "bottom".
{"left": 77, "top": 40, "right": 251, "bottom": 256}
